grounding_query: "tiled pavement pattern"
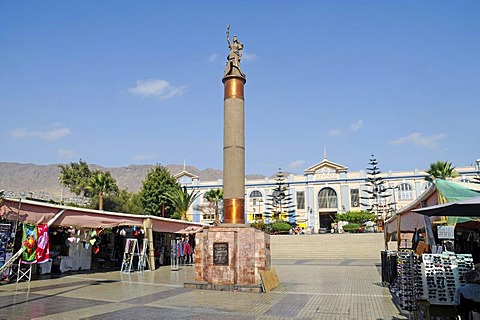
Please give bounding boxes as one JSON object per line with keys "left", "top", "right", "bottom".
{"left": 0, "top": 259, "right": 407, "bottom": 320}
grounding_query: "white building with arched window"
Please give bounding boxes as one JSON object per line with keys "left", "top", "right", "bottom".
{"left": 176, "top": 156, "right": 480, "bottom": 233}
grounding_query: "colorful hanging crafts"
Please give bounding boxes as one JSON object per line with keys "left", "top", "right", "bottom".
{"left": 21, "top": 224, "right": 37, "bottom": 263}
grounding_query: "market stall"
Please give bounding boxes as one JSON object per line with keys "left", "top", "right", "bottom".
{"left": 382, "top": 180, "right": 480, "bottom": 318}
{"left": 0, "top": 197, "right": 206, "bottom": 279}
{"left": 384, "top": 184, "right": 439, "bottom": 251}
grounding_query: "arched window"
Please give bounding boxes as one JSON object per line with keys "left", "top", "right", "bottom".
{"left": 318, "top": 188, "right": 337, "bottom": 209}
{"left": 250, "top": 190, "right": 263, "bottom": 206}
{"left": 397, "top": 183, "right": 413, "bottom": 200}
{"left": 250, "top": 190, "right": 262, "bottom": 198}
{"left": 422, "top": 182, "right": 432, "bottom": 192}
{"left": 271, "top": 190, "right": 286, "bottom": 205}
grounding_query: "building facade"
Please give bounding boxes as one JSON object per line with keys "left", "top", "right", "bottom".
{"left": 176, "top": 157, "right": 480, "bottom": 233}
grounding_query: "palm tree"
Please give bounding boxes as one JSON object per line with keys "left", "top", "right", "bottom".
{"left": 86, "top": 171, "right": 119, "bottom": 210}
{"left": 425, "top": 161, "right": 459, "bottom": 182}
{"left": 164, "top": 186, "right": 200, "bottom": 220}
{"left": 204, "top": 188, "right": 224, "bottom": 224}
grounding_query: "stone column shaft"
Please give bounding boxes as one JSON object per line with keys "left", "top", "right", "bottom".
{"left": 223, "top": 76, "right": 246, "bottom": 224}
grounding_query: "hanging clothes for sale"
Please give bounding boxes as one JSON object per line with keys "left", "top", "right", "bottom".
{"left": 172, "top": 240, "right": 178, "bottom": 257}
{"left": 184, "top": 241, "right": 191, "bottom": 256}
{"left": 178, "top": 239, "right": 184, "bottom": 257}
{"left": 184, "top": 240, "right": 192, "bottom": 264}
{"left": 188, "top": 234, "right": 195, "bottom": 251}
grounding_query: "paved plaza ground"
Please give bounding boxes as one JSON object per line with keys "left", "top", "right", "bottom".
{"left": 0, "top": 259, "right": 407, "bottom": 320}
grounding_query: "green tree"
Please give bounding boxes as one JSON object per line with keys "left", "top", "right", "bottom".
{"left": 425, "top": 161, "right": 459, "bottom": 182}
{"left": 360, "top": 155, "right": 392, "bottom": 226}
{"left": 270, "top": 221, "right": 292, "bottom": 234}
{"left": 265, "top": 169, "right": 295, "bottom": 222}
{"left": 58, "top": 159, "right": 92, "bottom": 197}
{"left": 334, "top": 211, "right": 376, "bottom": 226}
{"left": 86, "top": 171, "right": 119, "bottom": 210}
{"left": 89, "top": 189, "right": 143, "bottom": 214}
{"left": 343, "top": 223, "right": 360, "bottom": 233}
{"left": 163, "top": 186, "right": 200, "bottom": 220}
{"left": 204, "top": 188, "right": 223, "bottom": 224}
{"left": 122, "top": 192, "right": 144, "bottom": 215}
{"left": 139, "top": 165, "right": 179, "bottom": 217}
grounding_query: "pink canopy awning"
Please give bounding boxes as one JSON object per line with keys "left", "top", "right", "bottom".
{"left": 0, "top": 199, "right": 57, "bottom": 224}
{"left": 0, "top": 198, "right": 206, "bottom": 231}
{"left": 52, "top": 210, "right": 145, "bottom": 229}
{"left": 151, "top": 216, "right": 205, "bottom": 233}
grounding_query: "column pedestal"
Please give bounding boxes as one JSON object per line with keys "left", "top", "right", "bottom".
{"left": 184, "top": 225, "right": 271, "bottom": 293}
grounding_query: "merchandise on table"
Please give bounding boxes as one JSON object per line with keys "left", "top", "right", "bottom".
{"left": 394, "top": 251, "right": 423, "bottom": 311}
{"left": 420, "top": 253, "right": 474, "bottom": 305}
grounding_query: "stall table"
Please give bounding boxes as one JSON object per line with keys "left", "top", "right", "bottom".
{"left": 416, "top": 299, "right": 458, "bottom": 319}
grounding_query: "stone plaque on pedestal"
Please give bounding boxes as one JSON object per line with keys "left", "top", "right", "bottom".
{"left": 213, "top": 242, "right": 229, "bottom": 265}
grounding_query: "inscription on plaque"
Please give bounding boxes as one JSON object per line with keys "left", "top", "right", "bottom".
{"left": 213, "top": 242, "right": 229, "bottom": 265}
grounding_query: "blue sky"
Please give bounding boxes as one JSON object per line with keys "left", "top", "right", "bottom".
{"left": 1, "top": 1, "right": 479, "bottom": 176}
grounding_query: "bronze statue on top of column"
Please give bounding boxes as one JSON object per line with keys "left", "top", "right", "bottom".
{"left": 223, "top": 25, "right": 246, "bottom": 79}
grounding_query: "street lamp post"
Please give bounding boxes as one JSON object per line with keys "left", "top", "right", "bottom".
{"left": 389, "top": 184, "right": 398, "bottom": 217}
{"left": 258, "top": 198, "right": 263, "bottom": 221}
{"left": 307, "top": 207, "right": 313, "bottom": 233}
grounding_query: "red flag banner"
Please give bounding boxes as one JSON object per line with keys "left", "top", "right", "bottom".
{"left": 36, "top": 224, "right": 50, "bottom": 263}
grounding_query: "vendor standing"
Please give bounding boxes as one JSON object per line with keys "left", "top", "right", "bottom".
{"left": 454, "top": 270, "right": 480, "bottom": 305}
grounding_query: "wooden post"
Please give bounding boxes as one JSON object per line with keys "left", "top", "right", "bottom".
{"left": 396, "top": 214, "right": 402, "bottom": 250}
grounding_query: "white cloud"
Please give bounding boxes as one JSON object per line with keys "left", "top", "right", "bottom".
{"left": 350, "top": 120, "right": 363, "bottom": 132}
{"left": 242, "top": 52, "right": 257, "bottom": 62}
{"left": 58, "top": 148, "right": 74, "bottom": 159}
{"left": 289, "top": 160, "right": 306, "bottom": 168}
{"left": 128, "top": 79, "right": 187, "bottom": 100}
{"left": 328, "top": 129, "right": 342, "bottom": 137}
{"left": 10, "top": 126, "right": 71, "bottom": 140}
{"left": 209, "top": 53, "right": 218, "bottom": 62}
{"left": 329, "top": 120, "right": 363, "bottom": 137}
{"left": 390, "top": 132, "right": 448, "bottom": 148}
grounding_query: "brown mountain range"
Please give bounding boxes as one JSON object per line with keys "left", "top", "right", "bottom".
{"left": 0, "top": 162, "right": 266, "bottom": 200}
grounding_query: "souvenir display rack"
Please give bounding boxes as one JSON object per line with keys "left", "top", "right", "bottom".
{"left": 170, "top": 237, "right": 194, "bottom": 271}
{"left": 395, "top": 251, "right": 423, "bottom": 311}
{"left": 0, "top": 224, "right": 12, "bottom": 279}
{"left": 121, "top": 238, "right": 150, "bottom": 273}
{"left": 420, "top": 253, "right": 474, "bottom": 305}
{"left": 171, "top": 239, "right": 180, "bottom": 271}
{"left": 121, "top": 238, "right": 138, "bottom": 273}
{"left": 381, "top": 250, "right": 397, "bottom": 285}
